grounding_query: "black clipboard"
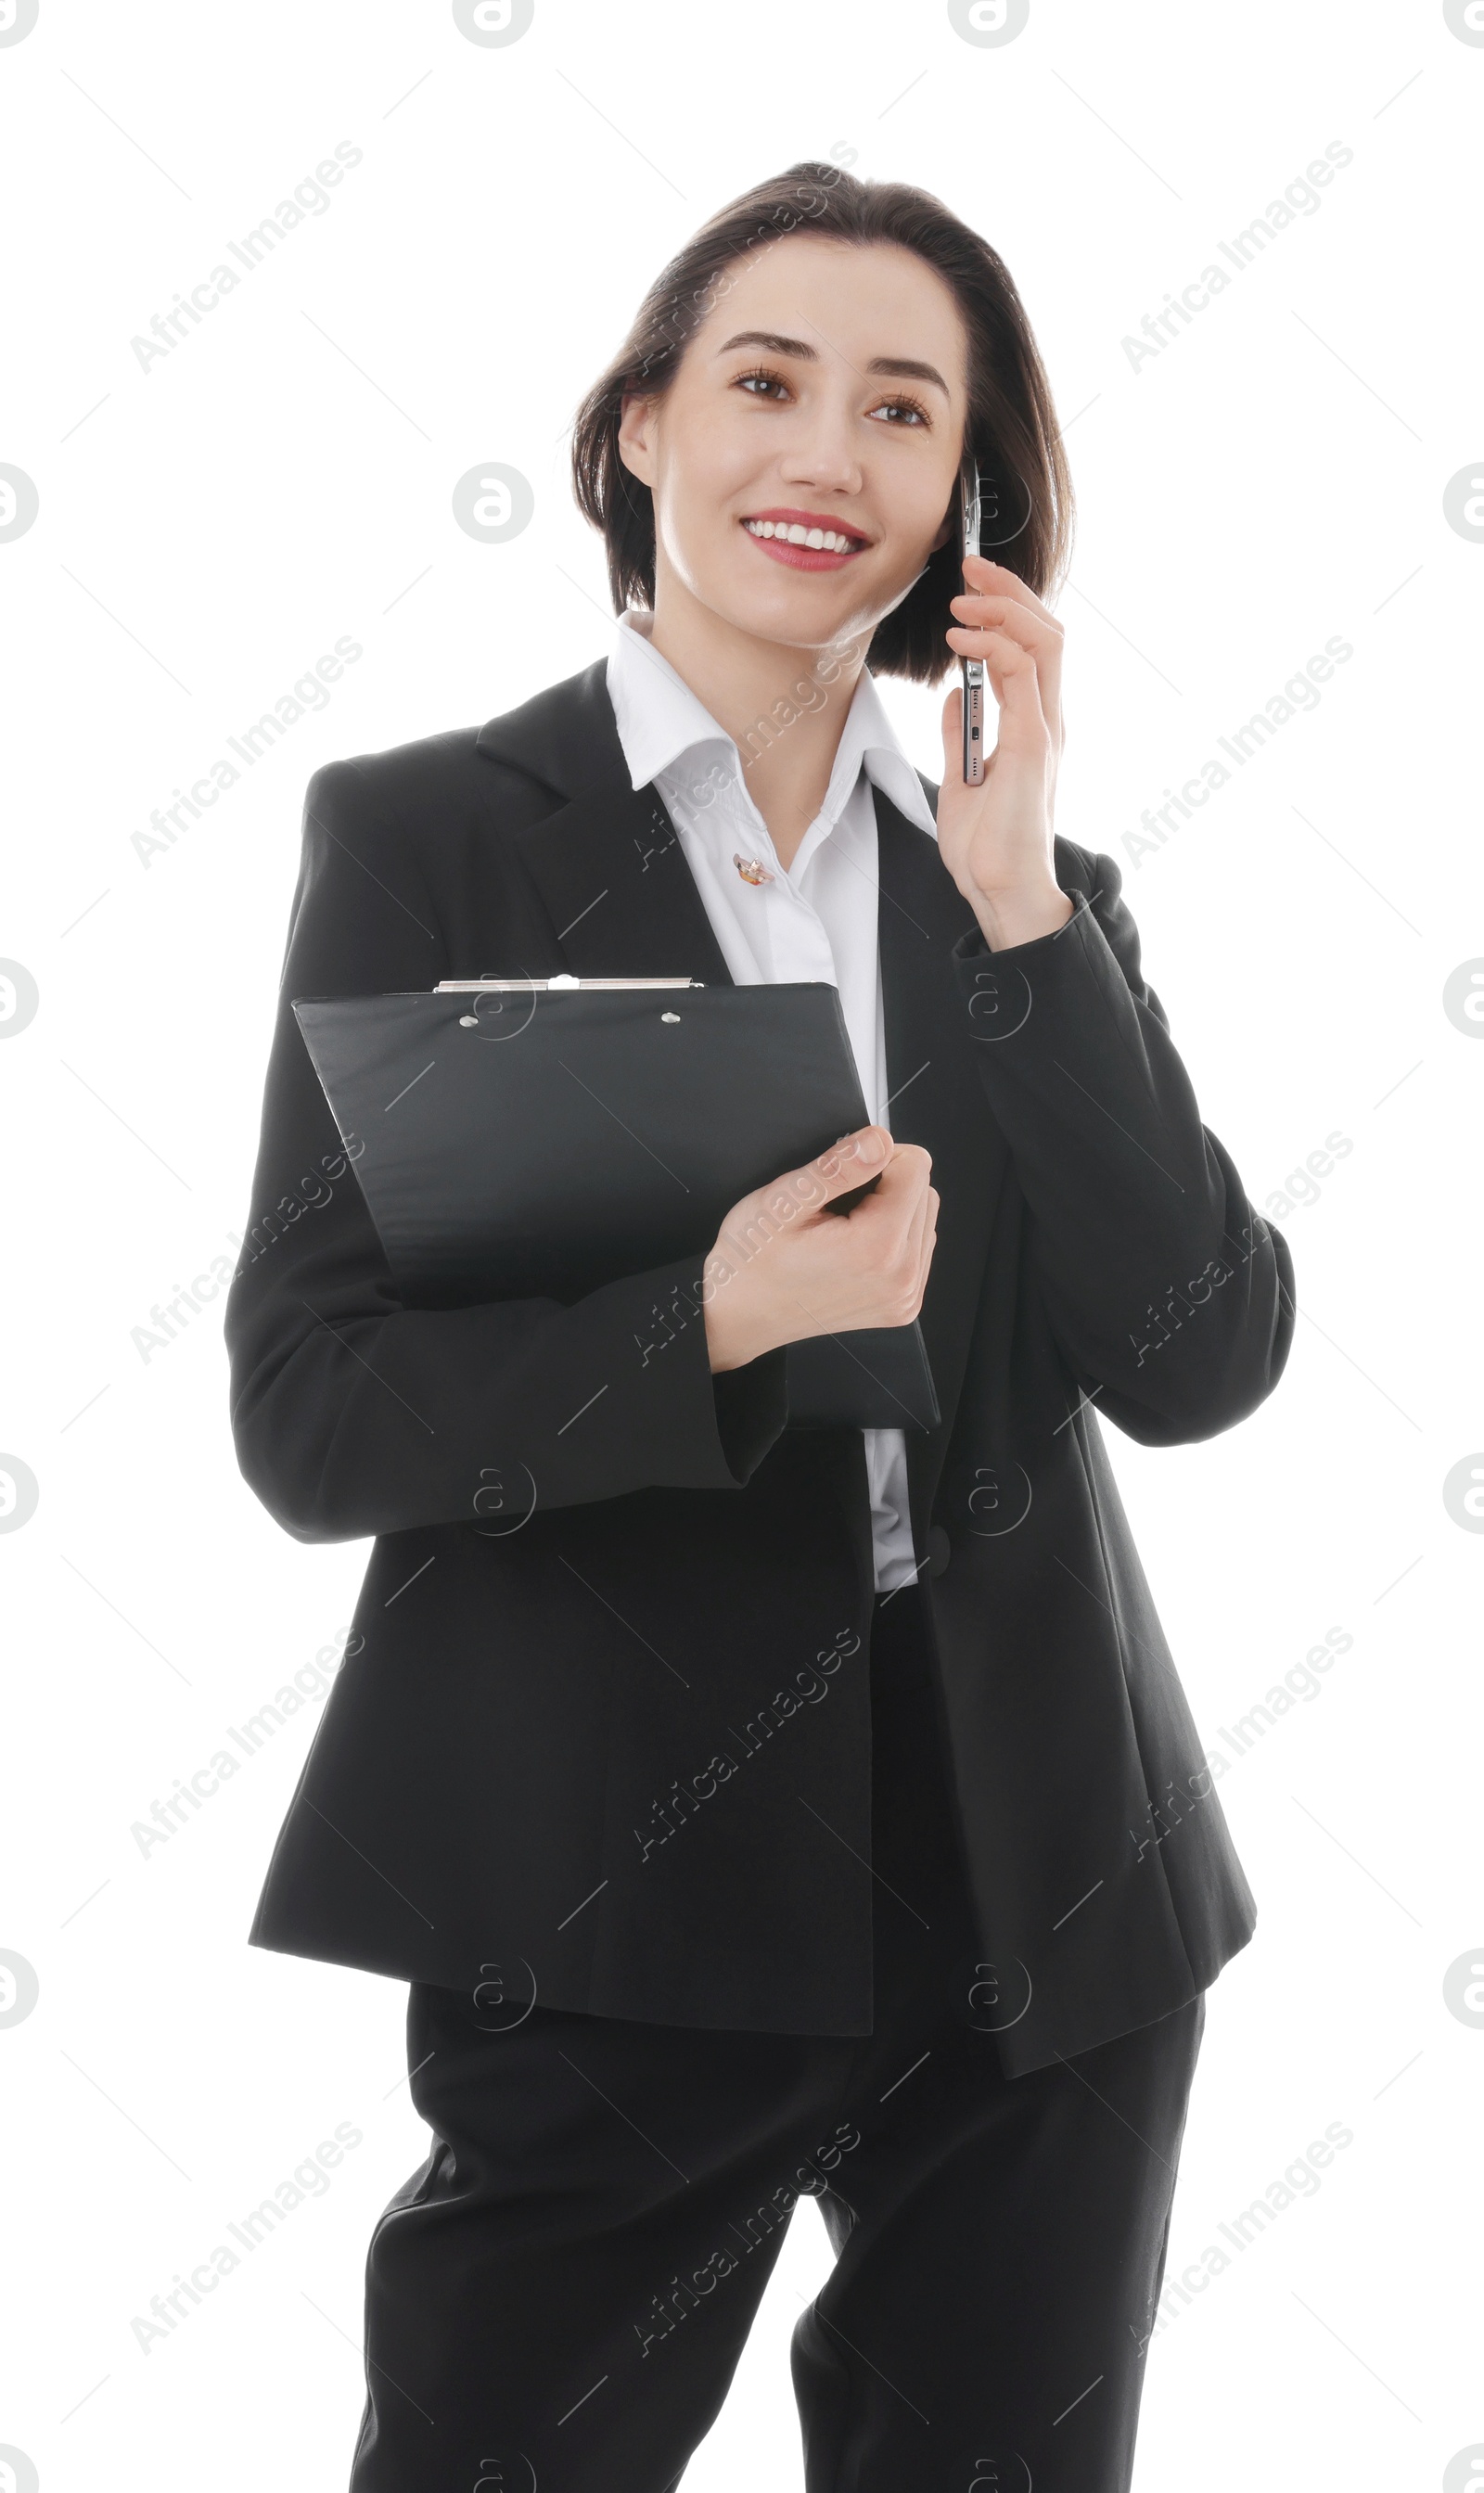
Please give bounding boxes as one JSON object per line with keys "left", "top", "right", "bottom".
{"left": 291, "top": 977, "right": 940, "bottom": 1433}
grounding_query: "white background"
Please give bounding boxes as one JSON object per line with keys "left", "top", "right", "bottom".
{"left": 2, "top": 1, "right": 1481, "bottom": 2487}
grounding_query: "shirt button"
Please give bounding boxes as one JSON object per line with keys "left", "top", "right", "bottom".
{"left": 928, "top": 1525, "right": 952, "bottom": 1579}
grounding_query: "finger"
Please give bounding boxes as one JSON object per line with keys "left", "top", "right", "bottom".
{"left": 835, "top": 1142, "right": 930, "bottom": 1272}
{"left": 903, "top": 1186, "right": 939, "bottom": 1308}
{"left": 961, "top": 553, "right": 1058, "bottom": 629}
{"left": 901, "top": 1170, "right": 933, "bottom": 1276}
{"left": 879, "top": 1140, "right": 933, "bottom": 1183}
{"left": 946, "top": 628, "right": 1049, "bottom": 749}
{"left": 949, "top": 591, "right": 1062, "bottom": 654}
{"left": 947, "top": 602, "right": 1061, "bottom": 736}
{"left": 959, "top": 558, "right": 1064, "bottom": 734}
{"left": 909, "top": 1172, "right": 940, "bottom": 1250}
{"left": 803, "top": 1122, "right": 893, "bottom": 1209}
{"left": 857, "top": 1178, "right": 929, "bottom": 1329}
{"left": 920, "top": 1183, "right": 940, "bottom": 1281}
{"left": 900, "top": 1177, "right": 941, "bottom": 1316}
{"left": 948, "top": 593, "right": 1063, "bottom": 702}
{"left": 871, "top": 1143, "right": 933, "bottom": 1226}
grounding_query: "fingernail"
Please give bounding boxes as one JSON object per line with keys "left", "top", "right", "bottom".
{"left": 855, "top": 1129, "right": 886, "bottom": 1164}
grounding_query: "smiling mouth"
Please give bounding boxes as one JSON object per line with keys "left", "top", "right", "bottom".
{"left": 740, "top": 511, "right": 870, "bottom": 571}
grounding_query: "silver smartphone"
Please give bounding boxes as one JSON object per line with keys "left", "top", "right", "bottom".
{"left": 960, "top": 460, "right": 985, "bottom": 786}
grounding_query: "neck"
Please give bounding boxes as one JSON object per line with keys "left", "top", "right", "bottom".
{"left": 642, "top": 567, "right": 869, "bottom": 874}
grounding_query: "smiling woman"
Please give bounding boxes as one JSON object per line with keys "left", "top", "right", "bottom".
{"left": 225, "top": 155, "right": 1295, "bottom": 2493}
{"left": 573, "top": 162, "right": 1071, "bottom": 684}
{"left": 569, "top": 164, "right": 1077, "bottom": 900}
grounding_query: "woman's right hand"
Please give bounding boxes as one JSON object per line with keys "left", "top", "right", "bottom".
{"left": 702, "top": 1125, "right": 939, "bottom": 1374}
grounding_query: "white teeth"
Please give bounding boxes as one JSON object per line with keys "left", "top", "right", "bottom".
{"left": 743, "top": 518, "right": 860, "bottom": 553}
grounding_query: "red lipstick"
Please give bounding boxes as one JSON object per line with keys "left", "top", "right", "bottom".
{"left": 739, "top": 507, "right": 870, "bottom": 572}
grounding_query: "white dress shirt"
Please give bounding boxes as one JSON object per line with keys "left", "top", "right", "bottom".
{"left": 605, "top": 608, "right": 940, "bottom": 1594}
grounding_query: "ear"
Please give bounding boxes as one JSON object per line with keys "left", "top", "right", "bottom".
{"left": 617, "top": 390, "right": 659, "bottom": 488}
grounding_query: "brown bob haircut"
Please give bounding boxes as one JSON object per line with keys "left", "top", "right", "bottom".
{"left": 570, "top": 160, "right": 1073, "bottom": 686}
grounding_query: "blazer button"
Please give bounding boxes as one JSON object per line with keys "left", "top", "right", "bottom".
{"left": 928, "top": 1525, "right": 952, "bottom": 1579}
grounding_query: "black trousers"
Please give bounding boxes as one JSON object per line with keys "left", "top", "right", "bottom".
{"left": 350, "top": 1585, "right": 1203, "bottom": 2492}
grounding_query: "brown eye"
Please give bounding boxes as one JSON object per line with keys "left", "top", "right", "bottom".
{"left": 734, "top": 366, "right": 791, "bottom": 402}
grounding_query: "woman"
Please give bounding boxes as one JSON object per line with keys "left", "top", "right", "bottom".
{"left": 226, "top": 162, "right": 1295, "bottom": 2493}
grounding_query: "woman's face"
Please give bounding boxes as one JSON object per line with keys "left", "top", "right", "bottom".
{"left": 617, "top": 235, "right": 970, "bottom": 656}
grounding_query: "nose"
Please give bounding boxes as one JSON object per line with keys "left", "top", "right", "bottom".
{"left": 777, "top": 386, "right": 864, "bottom": 500}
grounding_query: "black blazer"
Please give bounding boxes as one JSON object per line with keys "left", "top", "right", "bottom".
{"left": 224, "top": 658, "right": 1295, "bottom": 2078}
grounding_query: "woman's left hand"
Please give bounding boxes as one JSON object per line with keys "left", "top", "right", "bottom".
{"left": 936, "top": 554, "right": 1074, "bottom": 952}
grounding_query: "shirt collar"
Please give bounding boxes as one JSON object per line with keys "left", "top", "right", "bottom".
{"left": 606, "top": 608, "right": 937, "bottom": 842}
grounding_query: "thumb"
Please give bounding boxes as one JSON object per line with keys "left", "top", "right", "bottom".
{"left": 806, "top": 1123, "right": 891, "bottom": 1211}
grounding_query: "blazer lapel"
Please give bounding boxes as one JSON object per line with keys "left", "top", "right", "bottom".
{"left": 478, "top": 658, "right": 734, "bottom": 988}
{"left": 516, "top": 784, "right": 735, "bottom": 987}
{"left": 874, "top": 787, "right": 1010, "bottom": 1509}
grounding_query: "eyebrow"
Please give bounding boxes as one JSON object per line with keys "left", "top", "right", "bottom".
{"left": 714, "top": 329, "right": 952, "bottom": 399}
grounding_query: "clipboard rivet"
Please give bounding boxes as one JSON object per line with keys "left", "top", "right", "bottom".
{"left": 458, "top": 1014, "right": 479, "bottom": 1027}
{"left": 660, "top": 1011, "right": 680, "bottom": 1023}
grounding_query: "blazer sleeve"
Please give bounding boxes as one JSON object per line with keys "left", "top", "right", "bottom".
{"left": 951, "top": 840, "right": 1296, "bottom": 1445}
{"left": 224, "top": 761, "right": 787, "bottom": 1544}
